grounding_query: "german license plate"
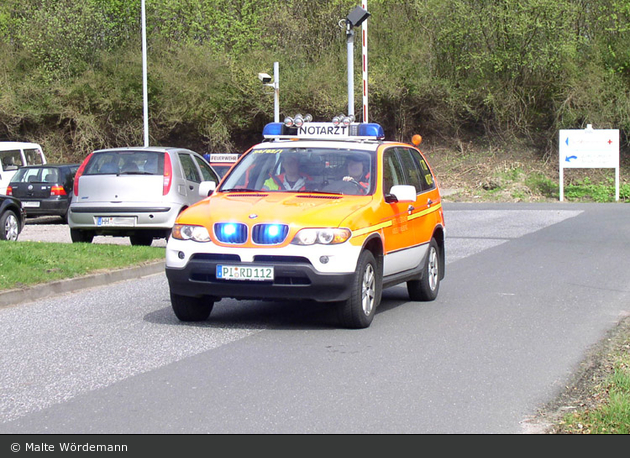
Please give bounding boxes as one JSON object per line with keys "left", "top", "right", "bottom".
{"left": 216, "top": 265, "right": 274, "bottom": 281}
{"left": 97, "top": 216, "right": 136, "bottom": 227}
{"left": 22, "top": 201, "right": 40, "bottom": 208}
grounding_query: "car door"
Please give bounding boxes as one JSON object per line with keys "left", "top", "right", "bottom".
{"left": 380, "top": 146, "right": 419, "bottom": 276}
{"left": 394, "top": 146, "right": 441, "bottom": 256}
{"left": 176, "top": 151, "right": 202, "bottom": 202}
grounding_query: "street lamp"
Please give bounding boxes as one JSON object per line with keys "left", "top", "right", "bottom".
{"left": 342, "top": 6, "right": 370, "bottom": 120}
{"left": 141, "top": 0, "right": 149, "bottom": 146}
{"left": 259, "top": 62, "right": 279, "bottom": 123}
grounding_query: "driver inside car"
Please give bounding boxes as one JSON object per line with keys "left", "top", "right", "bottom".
{"left": 342, "top": 157, "right": 370, "bottom": 193}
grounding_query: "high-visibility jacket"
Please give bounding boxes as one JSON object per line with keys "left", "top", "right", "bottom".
{"left": 264, "top": 173, "right": 311, "bottom": 191}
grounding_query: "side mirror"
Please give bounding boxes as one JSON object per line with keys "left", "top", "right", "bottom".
{"left": 388, "top": 185, "right": 416, "bottom": 203}
{"left": 198, "top": 181, "right": 216, "bottom": 197}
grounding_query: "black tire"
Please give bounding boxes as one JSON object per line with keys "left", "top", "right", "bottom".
{"left": 407, "top": 238, "right": 440, "bottom": 301}
{"left": 170, "top": 292, "right": 214, "bottom": 321}
{"left": 70, "top": 228, "right": 94, "bottom": 243}
{"left": 0, "top": 210, "right": 20, "bottom": 241}
{"left": 337, "top": 250, "right": 381, "bottom": 329}
{"left": 130, "top": 234, "right": 153, "bottom": 246}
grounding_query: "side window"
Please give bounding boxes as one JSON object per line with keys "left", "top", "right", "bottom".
{"left": 395, "top": 147, "right": 423, "bottom": 193}
{"left": 178, "top": 153, "right": 201, "bottom": 183}
{"left": 193, "top": 155, "right": 219, "bottom": 182}
{"left": 1, "top": 150, "right": 22, "bottom": 170}
{"left": 410, "top": 149, "right": 436, "bottom": 192}
{"left": 382, "top": 148, "right": 404, "bottom": 195}
{"left": 24, "top": 148, "right": 44, "bottom": 165}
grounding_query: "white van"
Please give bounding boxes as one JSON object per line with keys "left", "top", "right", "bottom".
{"left": 0, "top": 142, "right": 47, "bottom": 195}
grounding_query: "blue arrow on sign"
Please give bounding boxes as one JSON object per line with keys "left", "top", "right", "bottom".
{"left": 565, "top": 155, "right": 578, "bottom": 162}
{"left": 565, "top": 137, "right": 569, "bottom": 146}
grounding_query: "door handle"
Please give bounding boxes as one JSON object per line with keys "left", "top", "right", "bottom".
{"left": 427, "top": 199, "right": 433, "bottom": 207}
{"left": 408, "top": 204, "right": 414, "bottom": 214}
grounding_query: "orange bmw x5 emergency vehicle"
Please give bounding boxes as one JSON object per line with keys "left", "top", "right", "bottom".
{"left": 165, "top": 118, "right": 445, "bottom": 328}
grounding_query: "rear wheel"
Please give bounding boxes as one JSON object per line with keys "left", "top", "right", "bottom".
{"left": 0, "top": 210, "right": 20, "bottom": 241}
{"left": 171, "top": 292, "right": 214, "bottom": 321}
{"left": 337, "top": 250, "right": 381, "bottom": 329}
{"left": 130, "top": 234, "right": 153, "bottom": 246}
{"left": 70, "top": 228, "right": 94, "bottom": 243}
{"left": 407, "top": 238, "right": 440, "bottom": 301}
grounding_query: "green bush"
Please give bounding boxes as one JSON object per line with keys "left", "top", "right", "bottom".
{"left": 1, "top": 0, "right": 630, "bottom": 162}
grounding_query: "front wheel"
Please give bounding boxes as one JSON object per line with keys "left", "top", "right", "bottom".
{"left": 0, "top": 210, "right": 20, "bottom": 241}
{"left": 171, "top": 292, "right": 214, "bottom": 321}
{"left": 407, "top": 238, "right": 440, "bottom": 301}
{"left": 337, "top": 250, "right": 381, "bottom": 329}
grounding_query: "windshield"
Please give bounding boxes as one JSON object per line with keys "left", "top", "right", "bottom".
{"left": 219, "top": 146, "right": 374, "bottom": 195}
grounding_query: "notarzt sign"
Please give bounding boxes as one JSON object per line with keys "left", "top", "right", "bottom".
{"left": 297, "top": 123, "right": 350, "bottom": 138}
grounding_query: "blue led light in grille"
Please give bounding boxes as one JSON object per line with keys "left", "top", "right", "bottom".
{"left": 252, "top": 224, "right": 289, "bottom": 245}
{"left": 214, "top": 222, "right": 248, "bottom": 244}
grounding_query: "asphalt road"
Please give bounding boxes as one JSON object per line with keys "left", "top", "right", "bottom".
{"left": 1, "top": 202, "right": 629, "bottom": 433}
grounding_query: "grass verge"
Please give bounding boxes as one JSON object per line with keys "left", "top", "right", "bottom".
{"left": 0, "top": 241, "right": 165, "bottom": 291}
{"left": 548, "top": 318, "right": 630, "bottom": 434}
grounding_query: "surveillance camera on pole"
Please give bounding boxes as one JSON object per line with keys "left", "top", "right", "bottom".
{"left": 258, "top": 64, "right": 280, "bottom": 123}
{"left": 258, "top": 73, "right": 272, "bottom": 84}
{"left": 342, "top": 5, "right": 370, "bottom": 120}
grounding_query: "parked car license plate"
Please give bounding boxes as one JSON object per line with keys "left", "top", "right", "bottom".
{"left": 216, "top": 265, "right": 274, "bottom": 281}
{"left": 97, "top": 216, "right": 136, "bottom": 227}
{"left": 22, "top": 201, "right": 40, "bottom": 208}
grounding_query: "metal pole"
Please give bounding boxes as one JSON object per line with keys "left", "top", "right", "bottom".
{"left": 273, "top": 61, "right": 279, "bottom": 123}
{"left": 141, "top": 0, "right": 149, "bottom": 147}
{"left": 362, "top": 0, "right": 368, "bottom": 123}
{"left": 346, "top": 23, "right": 355, "bottom": 118}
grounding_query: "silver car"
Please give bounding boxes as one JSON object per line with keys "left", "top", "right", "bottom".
{"left": 68, "top": 147, "right": 218, "bottom": 246}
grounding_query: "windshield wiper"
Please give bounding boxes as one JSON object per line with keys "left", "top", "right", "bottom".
{"left": 221, "top": 188, "right": 264, "bottom": 193}
{"left": 298, "top": 190, "right": 342, "bottom": 195}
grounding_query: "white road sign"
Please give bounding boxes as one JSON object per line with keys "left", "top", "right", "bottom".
{"left": 558, "top": 125, "right": 620, "bottom": 201}
{"left": 559, "top": 126, "right": 619, "bottom": 168}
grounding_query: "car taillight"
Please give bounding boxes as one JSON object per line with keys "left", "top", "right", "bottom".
{"left": 163, "top": 153, "right": 172, "bottom": 195}
{"left": 50, "top": 185, "right": 67, "bottom": 196}
{"left": 6, "top": 185, "right": 12, "bottom": 196}
{"left": 73, "top": 153, "right": 93, "bottom": 196}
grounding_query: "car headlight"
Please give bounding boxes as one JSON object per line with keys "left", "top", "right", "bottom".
{"left": 291, "top": 228, "right": 351, "bottom": 245}
{"left": 172, "top": 224, "right": 211, "bottom": 242}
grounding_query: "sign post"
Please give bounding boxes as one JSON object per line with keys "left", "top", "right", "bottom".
{"left": 558, "top": 125, "right": 620, "bottom": 201}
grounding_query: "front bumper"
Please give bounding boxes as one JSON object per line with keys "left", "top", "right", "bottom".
{"left": 166, "top": 256, "right": 355, "bottom": 302}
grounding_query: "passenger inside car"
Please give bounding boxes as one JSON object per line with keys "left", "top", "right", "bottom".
{"left": 99, "top": 158, "right": 119, "bottom": 174}
{"left": 263, "top": 153, "right": 312, "bottom": 191}
{"left": 143, "top": 155, "right": 159, "bottom": 174}
{"left": 121, "top": 159, "right": 139, "bottom": 173}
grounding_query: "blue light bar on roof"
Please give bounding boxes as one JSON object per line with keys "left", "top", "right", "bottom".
{"left": 262, "top": 122, "right": 384, "bottom": 140}
{"left": 357, "top": 123, "right": 385, "bottom": 139}
{"left": 262, "top": 123, "right": 284, "bottom": 137}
